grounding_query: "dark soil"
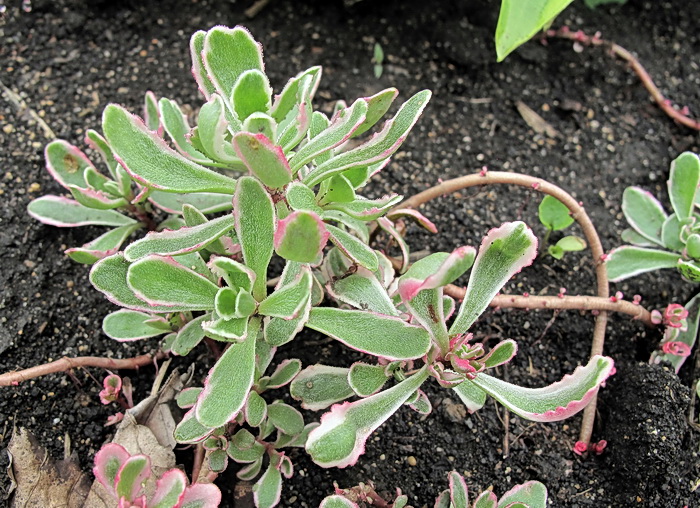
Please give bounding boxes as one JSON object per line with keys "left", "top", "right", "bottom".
{"left": 1, "top": 0, "right": 700, "bottom": 506}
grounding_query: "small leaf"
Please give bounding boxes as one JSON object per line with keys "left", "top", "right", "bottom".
{"left": 267, "top": 402, "right": 305, "bottom": 435}
{"left": 180, "top": 482, "right": 221, "bottom": 508}
{"left": 174, "top": 407, "right": 215, "bottom": 444}
{"left": 232, "top": 69, "right": 272, "bottom": 121}
{"left": 159, "top": 97, "right": 211, "bottom": 163}
{"left": 668, "top": 152, "right": 700, "bottom": 221}
{"left": 149, "top": 469, "right": 187, "bottom": 508}
{"left": 144, "top": 91, "right": 161, "bottom": 132}
{"left": 651, "top": 293, "right": 700, "bottom": 373}
{"left": 677, "top": 259, "right": 700, "bottom": 282}
{"left": 324, "top": 194, "right": 402, "bottom": 221}
{"left": 274, "top": 210, "right": 329, "bottom": 263}
{"left": 237, "top": 458, "right": 263, "bottom": 481}
{"left": 208, "top": 257, "right": 256, "bottom": 292}
{"left": 318, "top": 175, "right": 356, "bottom": 205}
{"left": 196, "top": 319, "right": 259, "bottom": 427}
{"left": 307, "top": 308, "right": 431, "bottom": 360}
{"left": 253, "top": 462, "right": 282, "bottom": 508}
{"left": 482, "top": 340, "right": 517, "bottom": 368}
{"left": 44, "top": 139, "right": 94, "bottom": 189}
{"left": 176, "top": 388, "right": 203, "bottom": 409}
{"left": 606, "top": 246, "right": 680, "bottom": 282}
{"left": 243, "top": 112, "right": 277, "bottom": 140}
{"left": 449, "top": 471, "right": 469, "bottom": 507}
{"left": 547, "top": 244, "right": 564, "bottom": 260}
{"left": 555, "top": 235, "right": 586, "bottom": 252}
{"left": 290, "top": 365, "right": 354, "bottom": 410}
{"left": 103, "top": 104, "right": 237, "bottom": 193}
{"left": 271, "top": 66, "right": 321, "bottom": 122}
{"left": 202, "top": 315, "right": 249, "bottom": 341}
{"left": 115, "top": 455, "right": 150, "bottom": 501}
{"left": 621, "top": 187, "right": 666, "bottom": 246}
{"left": 398, "top": 247, "right": 476, "bottom": 302}
{"left": 661, "top": 215, "right": 684, "bottom": 252}
{"left": 172, "top": 315, "right": 209, "bottom": 356}
{"left": 149, "top": 190, "right": 233, "bottom": 215}
{"left": 102, "top": 309, "right": 168, "bottom": 342}
{"left": 306, "top": 367, "right": 429, "bottom": 468}
{"left": 93, "top": 443, "right": 129, "bottom": 493}
{"left": 497, "top": 481, "right": 548, "bottom": 508}
{"left": 286, "top": 181, "right": 322, "bottom": 213}
{"left": 190, "top": 30, "right": 216, "bottom": 98}
{"left": 538, "top": 195, "right": 573, "bottom": 231}
{"left": 266, "top": 359, "right": 302, "bottom": 389}
{"left": 470, "top": 355, "right": 614, "bottom": 422}
{"left": 351, "top": 88, "right": 398, "bottom": 138}
{"left": 258, "top": 266, "right": 313, "bottom": 319}
{"left": 28, "top": 195, "right": 137, "bottom": 227}
{"left": 327, "top": 224, "right": 378, "bottom": 271}
{"left": 327, "top": 268, "right": 398, "bottom": 317}
{"left": 233, "top": 132, "right": 292, "bottom": 189}
{"left": 320, "top": 496, "right": 360, "bottom": 508}
{"left": 197, "top": 94, "right": 241, "bottom": 162}
{"left": 473, "top": 490, "right": 498, "bottom": 508}
{"left": 245, "top": 391, "right": 268, "bottom": 427}
{"left": 66, "top": 222, "right": 142, "bottom": 264}
{"left": 348, "top": 362, "right": 389, "bottom": 397}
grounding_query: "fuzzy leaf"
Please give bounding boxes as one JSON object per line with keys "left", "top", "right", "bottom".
{"left": 348, "top": 363, "right": 389, "bottom": 397}
{"left": 482, "top": 340, "right": 518, "bottom": 368}
{"left": 144, "top": 91, "right": 161, "bottom": 132}
{"left": 661, "top": 215, "right": 684, "bottom": 252}
{"left": 606, "top": 246, "right": 680, "bottom": 282}
{"left": 538, "top": 195, "right": 573, "bottom": 231}
{"left": 320, "top": 496, "right": 360, "bottom": 508}
{"left": 267, "top": 402, "right": 305, "bottom": 435}
{"left": 351, "top": 88, "right": 398, "bottom": 138}
{"left": 208, "top": 257, "right": 256, "bottom": 293}
{"left": 324, "top": 194, "right": 403, "bottom": 221}
{"left": 176, "top": 388, "right": 202, "bottom": 409}
{"left": 327, "top": 224, "right": 378, "bottom": 271}
{"left": 286, "top": 181, "right": 322, "bottom": 213}
{"left": 197, "top": 94, "right": 241, "bottom": 162}
{"left": 276, "top": 75, "right": 314, "bottom": 152}
{"left": 290, "top": 365, "right": 354, "bottom": 410}
{"left": 253, "top": 462, "right": 282, "bottom": 508}
{"left": 102, "top": 309, "right": 168, "bottom": 342}
{"left": 159, "top": 97, "right": 210, "bottom": 163}
{"left": 274, "top": 210, "right": 329, "bottom": 263}
{"left": 318, "top": 174, "right": 356, "bottom": 205}
{"left": 115, "top": 454, "right": 150, "bottom": 501}
{"left": 245, "top": 391, "right": 268, "bottom": 427}
{"left": 174, "top": 408, "right": 214, "bottom": 444}
{"left": 668, "top": 152, "right": 700, "bottom": 221}
{"left": 202, "top": 315, "right": 249, "bottom": 341}
{"left": 303, "top": 90, "right": 431, "bottom": 187}
{"left": 398, "top": 247, "right": 476, "bottom": 302}
{"left": 258, "top": 266, "right": 312, "bottom": 319}
{"left": 149, "top": 469, "right": 187, "bottom": 508}
{"left": 450, "top": 222, "right": 537, "bottom": 334}
{"left": 190, "top": 30, "right": 216, "bottom": 98}
{"left": 127, "top": 255, "right": 218, "bottom": 310}
{"left": 677, "top": 259, "right": 700, "bottom": 282}
{"left": 237, "top": 458, "right": 263, "bottom": 481}
{"left": 470, "top": 355, "right": 614, "bottom": 422}
{"left": 473, "top": 491, "right": 498, "bottom": 508}
{"left": 327, "top": 268, "right": 398, "bottom": 316}
{"left": 172, "top": 315, "right": 208, "bottom": 356}
{"left": 497, "top": 481, "right": 548, "bottom": 508}
{"left": 621, "top": 227, "right": 657, "bottom": 247}
{"left": 234, "top": 177, "right": 275, "bottom": 300}
{"left": 149, "top": 191, "right": 233, "bottom": 216}
{"left": 232, "top": 69, "right": 272, "bottom": 121}
{"left": 44, "top": 139, "right": 94, "bottom": 189}
{"left": 103, "top": 104, "right": 237, "bottom": 193}
{"left": 621, "top": 187, "right": 666, "bottom": 246}
{"left": 307, "top": 308, "right": 431, "bottom": 360}
{"left": 266, "top": 358, "right": 302, "bottom": 389}
{"left": 263, "top": 305, "right": 310, "bottom": 347}
{"left": 28, "top": 195, "right": 136, "bottom": 227}
{"left": 196, "top": 319, "right": 259, "bottom": 427}
{"left": 271, "top": 66, "right": 321, "bottom": 122}
{"left": 66, "top": 222, "right": 142, "bottom": 264}
{"left": 323, "top": 210, "right": 370, "bottom": 243}
{"left": 306, "top": 367, "right": 429, "bottom": 468}
{"left": 233, "top": 133, "right": 292, "bottom": 189}
{"left": 453, "top": 380, "right": 487, "bottom": 413}
{"left": 449, "top": 471, "right": 469, "bottom": 507}
{"left": 93, "top": 443, "right": 129, "bottom": 493}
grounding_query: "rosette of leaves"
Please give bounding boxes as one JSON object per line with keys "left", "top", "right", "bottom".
{"left": 538, "top": 195, "right": 586, "bottom": 260}
{"left": 292, "top": 222, "right": 615, "bottom": 469}
{"left": 607, "top": 151, "right": 700, "bottom": 370}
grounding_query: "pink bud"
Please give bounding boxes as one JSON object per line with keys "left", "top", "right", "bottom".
{"left": 632, "top": 295, "right": 642, "bottom": 305}
{"left": 523, "top": 292, "right": 530, "bottom": 297}
{"left": 650, "top": 310, "right": 663, "bottom": 325}
{"left": 663, "top": 303, "right": 688, "bottom": 328}
{"left": 573, "top": 441, "right": 588, "bottom": 456}
{"left": 479, "top": 166, "right": 488, "bottom": 176}
{"left": 661, "top": 341, "right": 691, "bottom": 357}
{"left": 600, "top": 253, "right": 610, "bottom": 262}
{"left": 531, "top": 182, "right": 540, "bottom": 190}
{"left": 558, "top": 287, "right": 566, "bottom": 299}
{"left": 592, "top": 440, "right": 607, "bottom": 455}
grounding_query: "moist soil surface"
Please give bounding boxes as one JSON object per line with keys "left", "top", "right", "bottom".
{"left": 1, "top": 0, "right": 700, "bottom": 506}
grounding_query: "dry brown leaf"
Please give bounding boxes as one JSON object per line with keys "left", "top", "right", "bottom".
{"left": 516, "top": 101, "right": 560, "bottom": 138}
{"left": 7, "top": 427, "right": 91, "bottom": 507}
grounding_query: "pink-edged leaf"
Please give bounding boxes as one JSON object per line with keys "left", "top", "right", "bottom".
{"left": 149, "top": 190, "right": 233, "bottom": 215}
{"left": 66, "top": 222, "right": 142, "bottom": 264}
{"left": 306, "top": 307, "right": 431, "bottom": 361}
{"left": 289, "top": 98, "right": 369, "bottom": 172}
{"left": 258, "top": 266, "right": 312, "bottom": 319}
{"left": 115, "top": 454, "right": 151, "bottom": 502}
{"left": 195, "top": 318, "right": 259, "bottom": 428}
{"left": 473, "top": 490, "right": 498, "bottom": 508}
{"left": 324, "top": 193, "right": 403, "bottom": 221}
{"left": 148, "top": 468, "right": 187, "bottom": 508}
{"left": 197, "top": 93, "right": 242, "bottom": 162}
{"left": 245, "top": 391, "right": 267, "bottom": 427}
{"left": 482, "top": 339, "right": 517, "bottom": 369}
{"left": 320, "top": 496, "right": 360, "bottom": 508}
{"left": 327, "top": 266, "right": 398, "bottom": 317}
{"left": 265, "top": 358, "right": 302, "bottom": 389}
{"left": 267, "top": 402, "right": 305, "bottom": 435}
{"left": 289, "top": 365, "right": 354, "bottom": 411}
{"left": 348, "top": 362, "right": 389, "bottom": 397}
{"left": 452, "top": 379, "right": 487, "bottom": 413}
{"left": 176, "top": 387, "right": 203, "bottom": 409}
{"left": 102, "top": 309, "right": 168, "bottom": 342}
{"left": 351, "top": 87, "right": 399, "bottom": 138}
{"left": 399, "top": 247, "right": 476, "bottom": 302}
{"left": 669, "top": 152, "right": 700, "bottom": 220}
{"left": 276, "top": 74, "right": 314, "bottom": 152}
{"left": 173, "top": 407, "right": 214, "bottom": 444}
{"left": 497, "top": 481, "right": 547, "bottom": 508}
{"left": 179, "top": 482, "right": 222, "bottom": 508}
{"left": 190, "top": 30, "right": 216, "bottom": 98}
{"left": 274, "top": 210, "right": 329, "bottom": 263}
{"left": 271, "top": 66, "right": 321, "bottom": 123}
{"left": 606, "top": 245, "right": 680, "bottom": 282}
{"left": 471, "top": 355, "right": 614, "bottom": 422}
{"left": 93, "top": 443, "right": 130, "bottom": 494}
{"left": 208, "top": 256, "right": 256, "bottom": 293}
{"left": 621, "top": 186, "right": 666, "bottom": 246}
{"left": 306, "top": 367, "right": 429, "bottom": 468}
{"left": 407, "top": 388, "right": 432, "bottom": 415}
{"left": 327, "top": 223, "right": 378, "bottom": 271}
{"left": 28, "top": 195, "right": 137, "bottom": 227}
{"left": 448, "top": 471, "right": 469, "bottom": 508}
{"left": 237, "top": 457, "right": 264, "bottom": 481}
{"left": 44, "top": 139, "right": 94, "bottom": 189}
{"left": 252, "top": 462, "right": 282, "bottom": 508}
{"left": 233, "top": 132, "right": 292, "bottom": 189}
{"left": 231, "top": 69, "right": 272, "bottom": 121}
{"left": 124, "top": 214, "right": 235, "bottom": 261}
{"left": 158, "top": 97, "right": 211, "bottom": 164}
{"left": 434, "top": 491, "right": 452, "bottom": 508}
{"left": 377, "top": 217, "right": 410, "bottom": 273}
{"left": 303, "top": 90, "right": 432, "bottom": 187}
{"left": 102, "top": 104, "right": 237, "bottom": 194}
{"left": 387, "top": 208, "right": 438, "bottom": 233}
{"left": 68, "top": 185, "right": 127, "bottom": 210}
{"left": 450, "top": 222, "right": 537, "bottom": 335}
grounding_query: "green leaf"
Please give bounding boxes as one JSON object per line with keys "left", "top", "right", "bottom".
{"left": 208, "top": 257, "right": 256, "bottom": 293}
{"left": 661, "top": 215, "right": 685, "bottom": 252}
{"left": 267, "top": 402, "right": 304, "bottom": 435}
{"left": 320, "top": 496, "right": 360, "bottom": 508}
{"left": 538, "top": 195, "right": 573, "bottom": 231}
{"left": 28, "top": 195, "right": 137, "bottom": 227}
{"left": 125, "top": 214, "right": 235, "bottom": 261}
{"left": 44, "top": 139, "right": 93, "bottom": 189}
{"left": 196, "top": 319, "right": 259, "bottom": 427}
{"left": 274, "top": 210, "right": 329, "bottom": 263}
{"left": 68, "top": 185, "right": 127, "bottom": 210}
{"left": 245, "top": 391, "right": 267, "bottom": 427}
{"left": 677, "top": 259, "right": 700, "bottom": 282}
{"left": 398, "top": 248, "right": 476, "bottom": 301}
{"left": 202, "top": 315, "right": 249, "bottom": 341}
{"left": 303, "top": 90, "right": 431, "bottom": 187}
{"left": 158, "top": 97, "right": 211, "bottom": 163}
{"left": 555, "top": 235, "right": 586, "bottom": 252}
{"left": 668, "top": 152, "right": 700, "bottom": 221}
{"left": 324, "top": 194, "right": 402, "bottom": 221}
{"left": 232, "top": 69, "right": 272, "bottom": 121}
{"left": 103, "top": 309, "right": 168, "bottom": 342}
{"left": 103, "top": 104, "right": 237, "bottom": 193}
{"left": 190, "top": 30, "right": 216, "bottom": 98}
{"left": 149, "top": 190, "right": 233, "bottom": 215}
{"left": 470, "top": 355, "right": 614, "bottom": 422}
{"left": 66, "top": 222, "right": 142, "bottom": 264}
{"left": 233, "top": 133, "right": 292, "bottom": 189}
{"left": 497, "top": 481, "right": 548, "bottom": 508}
{"left": 495, "top": 0, "right": 575, "bottom": 61}
{"left": 144, "top": 91, "right": 160, "bottom": 132}
{"left": 271, "top": 66, "right": 321, "bottom": 122}
{"left": 174, "top": 407, "right": 215, "bottom": 444}
{"left": 473, "top": 490, "right": 498, "bottom": 508}
{"left": 351, "top": 88, "right": 398, "bottom": 139}
{"left": 127, "top": 255, "right": 219, "bottom": 310}
{"left": 306, "top": 367, "right": 429, "bottom": 468}
{"left": 483, "top": 339, "right": 518, "bottom": 368}
{"left": 450, "top": 222, "right": 537, "bottom": 334}
{"left": 453, "top": 380, "right": 487, "bottom": 413}
{"left": 621, "top": 227, "right": 656, "bottom": 247}
{"left": 227, "top": 429, "right": 266, "bottom": 462}
{"left": 290, "top": 365, "right": 354, "bottom": 411}
{"left": 258, "top": 266, "right": 312, "bottom": 319}
{"left": 327, "top": 268, "right": 398, "bottom": 317}
{"left": 115, "top": 455, "right": 150, "bottom": 501}
{"left": 265, "top": 359, "right": 302, "bottom": 389}
{"left": 172, "top": 315, "right": 209, "bottom": 356}
{"left": 237, "top": 458, "right": 264, "bottom": 481}
{"left": 606, "top": 246, "right": 680, "bottom": 282}
{"left": 318, "top": 175, "right": 356, "bottom": 205}
{"left": 276, "top": 75, "right": 314, "bottom": 152}
{"left": 307, "top": 308, "right": 431, "bottom": 360}
{"left": 327, "top": 224, "right": 378, "bottom": 271}
{"left": 197, "top": 94, "right": 241, "bottom": 163}
{"left": 287, "top": 181, "right": 322, "bottom": 213}
{"left": 243, "top": 112, "right": 277, "bottom": 140}
{"left": 85, "top": 129, "right": 121, "bottom": 181}
{"left": 621, "top": 187, "right": 666, "bottom": 246}
{"left": 253, "top": 462, "right": 282, "bottom": 508}
{"left": 348, "top": 363, "right": 389, "bottom": 397}
{"left": 234, "top": 177, "right": 275, "bottom": 301}
{"left": 449, "top": 471, "right": 469, "bottom": 507}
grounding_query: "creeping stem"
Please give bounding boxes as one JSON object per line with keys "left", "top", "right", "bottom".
{"left": 399, "top": 170, "right": 609, "bottom": 446}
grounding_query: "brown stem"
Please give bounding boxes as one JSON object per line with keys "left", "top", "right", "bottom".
{"left": 0, "top": 352, "right": 166, "bottom": 387}
{"left": 191, "top": 443, "right": 205, "bottom": 484}
{"left": 546, "top": 27, "right": 700, "bottom": 131}
{"left": 400, "top": 170, "right": 608, "bottom": 445}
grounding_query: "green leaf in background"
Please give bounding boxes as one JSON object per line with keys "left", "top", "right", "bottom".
{"left": 538, "top": 195, "right": 573, "bottom": 231}
{"left": 606, "top": 246, "right": 680, "bottom": 282}
{"left": 621, "top": 187, "right": 666, "bottom": 246}
{"left": 495, "top": 0, "right": 575, "bottom": 61}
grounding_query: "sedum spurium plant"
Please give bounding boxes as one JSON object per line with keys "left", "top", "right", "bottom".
{"left": 607, "top": 151, "right": 700, "bottom": 371}
{"left": 29, "top": 24, "right": 614, "bottom": 507}
{"left": 321, "top": 471, "right": 547, "bottom": 508}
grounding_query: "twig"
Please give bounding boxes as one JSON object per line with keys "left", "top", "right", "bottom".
{"left": 546, "top": 26, "right": 700, "bottom": 131}
{"left": 0, "top": 352, "right": 166, "bottom": 387}
{"left": 399, "top": 170, "right": 609, "bottom": 446}
{"left": 245, "top": 0, "right": 271, "bottom": 18}
{"left": 1, "top": 78, "right": 56, "bottom": 139}
{"left": 191, "top": 443, "right": 205, "bottom": 484}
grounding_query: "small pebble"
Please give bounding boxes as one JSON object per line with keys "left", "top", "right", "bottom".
{"left": 407, "top": 456, "right": 417, "bottom": 466}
